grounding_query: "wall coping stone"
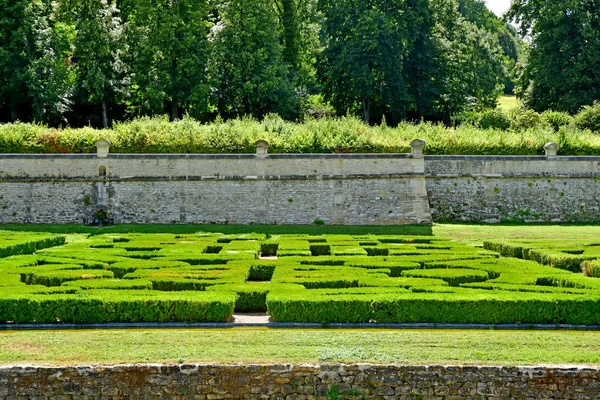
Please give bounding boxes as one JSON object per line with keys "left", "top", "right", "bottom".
{"left": 1, "top": 153, "right": 600, "bottom": 161}
{"left": 0, "top": 153, "right": 413, "bottom": 160}
{"left": 0, "top": 173, "right": 424, "bottom": 183}
{"left": 426, "top": 155, "right": 600, "bottom": 161}
{"left": 1, "top": 362, "right": 598, "bottom": 373}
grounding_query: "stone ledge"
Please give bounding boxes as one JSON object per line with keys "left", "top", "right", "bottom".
{"left": 0, "top": 153, "right": 413, "bottom": 160}
{"left": 426, "top": 155, "right": 600, "bottom": 161}
{"left": 0, "top": 173, "right": 425, "bottom": 183}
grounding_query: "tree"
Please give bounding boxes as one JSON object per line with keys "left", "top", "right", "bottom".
{"left": 508, "top": 0, "right": 600, "bottom": 113}
{"left": 458, "top": 0, "right": 524, "bottom": 94}
{"left": 26, "top": 0, "right": 75, "bottom": 123}
{"left": 211, "top": 0, "right": 297, "bottom": 119}
{"left": 124, "top": 0, "right": 211, "bottom": 120}
{"left": 0, "top": 0, "right": 75, "bottom": 124}
{"left": 318, "top": 0, "right": 429, "bottom": 124}
{"left": 73, "top": 0, "right": 124, "bottom": 128}
{"left": 431, "top": 0, "right": 505, "bottom": 119}
{"left": 0, "top": 0, "right": 31, "bottom": 121}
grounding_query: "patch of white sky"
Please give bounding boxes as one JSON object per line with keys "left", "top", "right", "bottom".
{"left": 485, "top": 0, "right": 512, "bottom": 17}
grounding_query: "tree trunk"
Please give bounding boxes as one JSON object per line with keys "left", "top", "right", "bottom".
{"left": 10, "top": 106, "right": 19, "bottom": 122}
{"left": 171, "top": 101, "right": 179, "bottom": 120}
{"left": 362, "top": 98, "right": 370, "bottom": 124}
{"left": 171, "top": 58, "right": 179, "bottom": 120}
{"left": 281, "top": 0, "right": 299, "bottom": 69}
{"left": 102, "top": 101, "right": 109, "bottom": 128}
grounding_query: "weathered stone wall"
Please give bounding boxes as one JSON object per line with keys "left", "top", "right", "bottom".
{"left": 425, "top": 156, "right": 600, "bottom": 223}
{"left": 1, "top": 363, "right": 599, "bottom": 399}
{"left": 0, "top": 154, "right": 430, "bottom": 225}
{"left": 2, "top": 151, "right": 600, "bottom": 225}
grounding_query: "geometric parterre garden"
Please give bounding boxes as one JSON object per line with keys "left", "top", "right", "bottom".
{"left": 3, "top": 231, "right": 600, "bottom": 325}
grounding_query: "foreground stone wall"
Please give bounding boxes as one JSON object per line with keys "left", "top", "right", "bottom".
{"left": 426, "top": 156, "right": 600, "bottom": 223}
{"left": 1, "top": 363, "right": 599, "bottom": 399}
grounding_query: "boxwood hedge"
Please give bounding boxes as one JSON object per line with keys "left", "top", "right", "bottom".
{"left": 1, "top": 231, "right": 600, "bottom": 324}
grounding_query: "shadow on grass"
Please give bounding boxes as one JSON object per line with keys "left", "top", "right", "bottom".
{"left": 0, "top": 224, "right": 434, "bottom": 236}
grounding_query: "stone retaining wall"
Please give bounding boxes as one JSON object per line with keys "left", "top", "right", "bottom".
{"left": 1, "top": 142, "right": 600, "bottom": 224}
{"left": 1, "top": 363, "right": 599, "bottom": 399}
{"left": 425, "top": 155, "right": 600, "bottom": 223}
{"left": 0, "top": 153, "right": 431, "bottom": 225}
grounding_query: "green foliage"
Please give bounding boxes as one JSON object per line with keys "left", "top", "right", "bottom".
{"left": 72, "top": 0, "right": 125, "bottom": 128}
{"left": 508, "top": 108, "right": 547, "bottom": 131}
{"left": 123, "top": 0, "right": 211, "bottom": 120}
{"left": 5, "top": 115, "right": 600, "bottom": 155}
{"left": 4, "top": 232, "right": 600, "bottom": 325}
{"left": 402, "top": 268, "right": 489, "bottom": 286}
{"left": 318, "top": 0, "right": 422, "bottom": 123}
{"left": 459, "top": 109, "right": 511, "bottom": 130}
{"left": 210, "top": 0, "right": 298, "bottom": 119}
{"left": 574, "top": 102, "right": 600, "bottom": 133}
{"left": 542, "top": 111, "right": 573, "bottom": 132}
{"left": 508, "top": 0, "right": 600, "bottom": 113}
{"left": 431, "top": 0, "right": 505, "bottom": 119}
{"left": 0, "top": 233, "right": 65, "bottom": 258}
{"left": 267, "top": 290, "right": 600, "bottom": 324}
{"left": 458, "top": 0, "right": 524, "bottom": 95}
{"left": 0, "top": 0, "right": 31, "bottom": 121}
{"left": 581, "top": 261, "right": 600, "bottom": 279}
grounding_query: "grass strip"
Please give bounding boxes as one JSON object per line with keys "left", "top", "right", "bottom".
{"left": 0, "top": 328, "right": 599, "bottom": 366}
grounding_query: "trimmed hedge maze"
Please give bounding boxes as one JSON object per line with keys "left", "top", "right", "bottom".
{"left": 3, "top": 232, "right": 600, "bottom": 324}
{"left": 0, "top": 232, "right": 66, "bottom": 258}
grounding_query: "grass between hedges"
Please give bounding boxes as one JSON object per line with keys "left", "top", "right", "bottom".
{"left": 0, "top": 224, "right": 432, "bottom": 236}
{"left": 433, "top": 224, "right": 600, "bottom": 245}
{"left": 2, "top": 222, "right": 599, "bottom": 239}
{"left": 1, "top": 328, "right": 600, "bottom": 366}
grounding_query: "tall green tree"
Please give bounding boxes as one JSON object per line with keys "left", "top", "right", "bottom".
{"left": 458, "top": 0, "right": 523, "bottom": 94}
{"left": 26, "top": 0, "right": 75, "bottom": 123}
{"left": 318, "top": 0, "right": 429, "bottom": 123}
{"left": 125, "top": 0, "right": 211, "bottom": 120}
{"left": 508, "top": 0, "right": 600, "bottom": 113}
{"left": 431, "top": 0, "right": 505, "bottom": 119}
{"left": 73, "top": 0, "right": 124, "bottom": 128}
{"left": 1, "top": 0, "right": 75, "bottom": 123}
{"left": 211, "top": 0, "right": 297, "bottom": 119}
{"left": 0, "top": 0, "right": 30, "bottom": 121}
{"left": 273, "top": 0, "right": 321, "bottom": 96}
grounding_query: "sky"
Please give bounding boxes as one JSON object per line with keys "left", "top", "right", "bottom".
{"left": 485, "top": 0, "right": 512, "bottom": 17}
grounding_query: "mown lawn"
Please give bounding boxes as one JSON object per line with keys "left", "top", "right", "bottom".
{"left": 497, "top": 95, "right": 520, "bottom": 112}
{"left": 1, "top": 328, "right": 599, "bottom": 366}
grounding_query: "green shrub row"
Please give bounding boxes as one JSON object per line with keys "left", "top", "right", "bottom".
{"left": 483, "top": 240, "right": 600, "bottom": 272}
{"left": 267, "top": 291, "right": 600, "bottom": 324}
{"left": 458, "top": 103, "right": 600, "bottom": 133}
{"left": 0, "top": 291, "right": 235, "bottom": 323}
{"left": 0, "top": 235, "right": 66, "bottom": 258}
{"left": 3, "top": 113, "right": 600, "bottom": 155}
{"left": 2, "top": 232, "right": 600, "bottom": 324}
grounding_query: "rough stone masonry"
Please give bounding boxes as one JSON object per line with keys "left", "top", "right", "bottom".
{"left": 1, "top": 140, "right": 599, "bottom": 224}
{"left": 1, "top": 363, "right": 600, "bottom": 399}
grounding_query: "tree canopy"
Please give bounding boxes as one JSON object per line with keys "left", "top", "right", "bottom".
{"left": 6, "top": 0, "right": 593, "bottom": 128}
{"left": 508, "top": 0, "right": 600, "bottom": 113}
